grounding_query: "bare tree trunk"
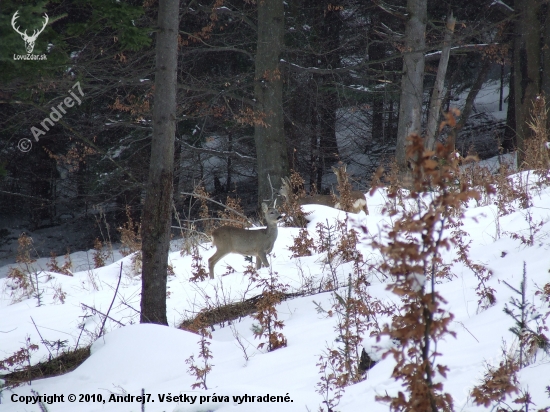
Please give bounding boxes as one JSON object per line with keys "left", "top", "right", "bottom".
{"left": 503, "top": 57, "right": 517, "bottom": 152}
{"left": 513, "top": 0, "right": 541, "bottom": 166}
{"left": 455, "top": 58, "right": 491, "bottom": 147}
{"left": 499, "top": 62, "right": 505, "bottom": 112}
{"left": 318, "top": 1, "right": 342, "bottom": 167}
{"left": 425, "top": 14, "right": 456, "bottom": 150}
{"left": 310, "top": 97, "right": 319, "bottom": 189}
{"left": 254, "top": 0, "right": 289, "bottom": 205}
{"left": 541, "top": 4, "right": 550, "bottom": 128}
{"left": 319, "top": 79, "right": 339, "bottom": 168}
{"left": 369, "top": 29, "right": 386, "bottom": 143}
{"left": 395, "top": 0, "right": 427, "bottom": 174}
{"left": 140, "top": 0, "right": 179, "bottom": 325}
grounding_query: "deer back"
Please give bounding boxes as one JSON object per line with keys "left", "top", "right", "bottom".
{"left": 298, "top": 194, "right": 336, "bottom": 207}
{"left": 211, "top": 203, "right": 280, "bottom": 255}
{"left": 280, "top": 176, "right": 337, "bottom": 208}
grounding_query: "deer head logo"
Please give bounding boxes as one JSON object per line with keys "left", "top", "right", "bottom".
{"left": 11, "top": 10, "right": 49, "bottom": 54}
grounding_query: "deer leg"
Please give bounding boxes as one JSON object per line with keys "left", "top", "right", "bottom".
{"left": 208, "top": 250, "right": 226, "bottom": 279}
{"left": 257, "top": 253, "right": 269, "bottom": 269}
{"left": 255, "top": 255, "right": 262, "bottom": 270}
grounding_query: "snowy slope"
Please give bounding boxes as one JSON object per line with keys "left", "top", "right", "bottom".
{"left": 1, "top": 171, "right": 549, "bottom": 412}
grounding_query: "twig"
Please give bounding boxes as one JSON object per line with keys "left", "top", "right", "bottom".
{"left": 179, "top": 140, "right": 255, "bottom": 162}
{"left": 119, "top": 299, "right": 152, "bottom": 323}
{"left": 81, "top": 304, "right": 125, "bottom": 327}
{"left": 75, "top": 313, "right": 93, "bottom": 348}
{"left": 0, "top": 327, "right": 17, "bottom": 333}
{"left": 30, "top": 316, "right": 53, "bottom": 359}
{"left": 98, "top": 262, "right": 123, "bottom": 337}
{"left": 456, "top": 321, "right": 479, "bottom": 343}
{"left": 266, "top": 173, "right": 276, "bottom": 204}
{"left": 120, "top": 299, "right": 149, "bottom": 322}
{"left": 172, "top": 201, "right": 186, "bottom": 240}
{"left": 31, "top": 389, "right": 49, "bottom": 412}
{"left": 0, "top": 190, "right": 52, "bottom": 203}
{"left": 141, "top": 388, "right": 145, "bottom": 412}
{"left": 74, "top": 315, "right": 90, "bottom": 349}
{"left": 119, "top": 299, "right": 141, "bottom": 314}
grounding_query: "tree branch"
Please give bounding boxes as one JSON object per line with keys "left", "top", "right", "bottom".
{"left": 80, "top": 303, "right": 125, "bottom": 327}
{"left": 179, "top": 140, "right": 256, "bottom": 162}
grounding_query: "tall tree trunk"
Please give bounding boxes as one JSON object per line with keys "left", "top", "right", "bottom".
{"left": 319, "top": 77, "right": 339, "bottom": 168}
{"left": 503, "top": 60, "right": 517, "bottom": 152}
{"left": 369, "top": 25, "right": 386, "bottom": 143}
{"left": 425, "top": 13, "right": 456, "bottom": 150}
{"left": 541, "top": 4, "right": 550, "bottom": 129}
{"left": 388, "top": 73, "right": 398, "bottom": 142}
{"left": 455, "top": 58, "right": 491, "bottom": 147}
{"left": 140, "top": 0, "right": 179, "bottom": 325}
{"left": 254, "top": 0, "right": 289, "bottom": 205}
{"left": 513, "top": 0, "right": 541, "bottom": 166}
{"left": 395, "top": 0, "right": 427, "bottom": 174}
{"left": 388, "top": 97, "right": 395, "bottom": 142}
{"left": 310, "top": 96, "right": 319, "bottom": 189}
{"left": 318, "top": 1, "right": 342, "bottom": 167}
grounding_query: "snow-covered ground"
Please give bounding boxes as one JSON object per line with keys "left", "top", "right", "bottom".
{"left": 1, "top": 169, "right": 549, "bottom": 411}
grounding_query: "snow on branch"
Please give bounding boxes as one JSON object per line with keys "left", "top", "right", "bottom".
{"left": 490, "top": 0, "right": 514, "bottom": 14}
{"left": 425, "top": 44, "right": 496, "bottom": 62}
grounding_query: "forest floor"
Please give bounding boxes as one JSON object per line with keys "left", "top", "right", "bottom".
{"left": 0, "top": 167, "right": 549, "bottom": 411}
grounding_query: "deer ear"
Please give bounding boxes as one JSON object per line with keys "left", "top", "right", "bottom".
{"left": 262, "top": 202, "right": 268, "bottom": 213}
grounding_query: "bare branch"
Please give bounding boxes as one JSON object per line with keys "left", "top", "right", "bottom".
{"left": 178, "top": 84, "right": 257, "bottom": 107}
{"left": 0, "top": 328, "right": 17, "bottom": 333}
{"left": 98, "top": 263, "right": 123, "bottom": 338}
{"left": 490, "top": 0, "right": 514, "bottom": 16}
{"left": 425, "top": 43, "right": 498, "bottom": 62}
{"left": 179, "top": 140, "right": 255, "bottom": 162}
{"left": 80, "top": 303, "right": 125, "bottom": 327}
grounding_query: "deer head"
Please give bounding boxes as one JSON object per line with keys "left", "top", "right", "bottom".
{"left": 12, "top": 10, "right": 49, "bottom": 54}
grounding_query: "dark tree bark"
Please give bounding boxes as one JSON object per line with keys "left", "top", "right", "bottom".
{"left": 319, "top": 76, "right": 339, "bottom": 168}
{"left": 513, "top": 0, "right": 541, "bottom": 165}
{"left": 140, "top": 0, "right": 179, "bottom": 325}
{"left": 254, "top": 0, "right": 289, "bottom": 205}
{"left": 310, "top": 96, "right": 321, "bottom": 189}
{"left": 369, "top": 26, "right": 386, "bottom": 143}
{"left": 456, "top": 58, "right": 491, "bottom": 146}
{"left": 395, "top": 0, "right": 427, "bottom": 173}
{"left": 318, "top": 1, "right": 342, "bottom": 167}
{"left": 542, "top": 4, "right": 550, "bottom": 129}
{"left": 503, "top": 58, "right": 517, "bottom": 152}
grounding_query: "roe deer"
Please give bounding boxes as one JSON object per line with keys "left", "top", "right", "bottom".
{"left": 332, "top": 164, "right": 368, "bottom": 214}
{"left": 208, "top": 203, "right": 281, "bottom": 278}
{"left": 279, "top": 177, "right": 336, "bottom": 208}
